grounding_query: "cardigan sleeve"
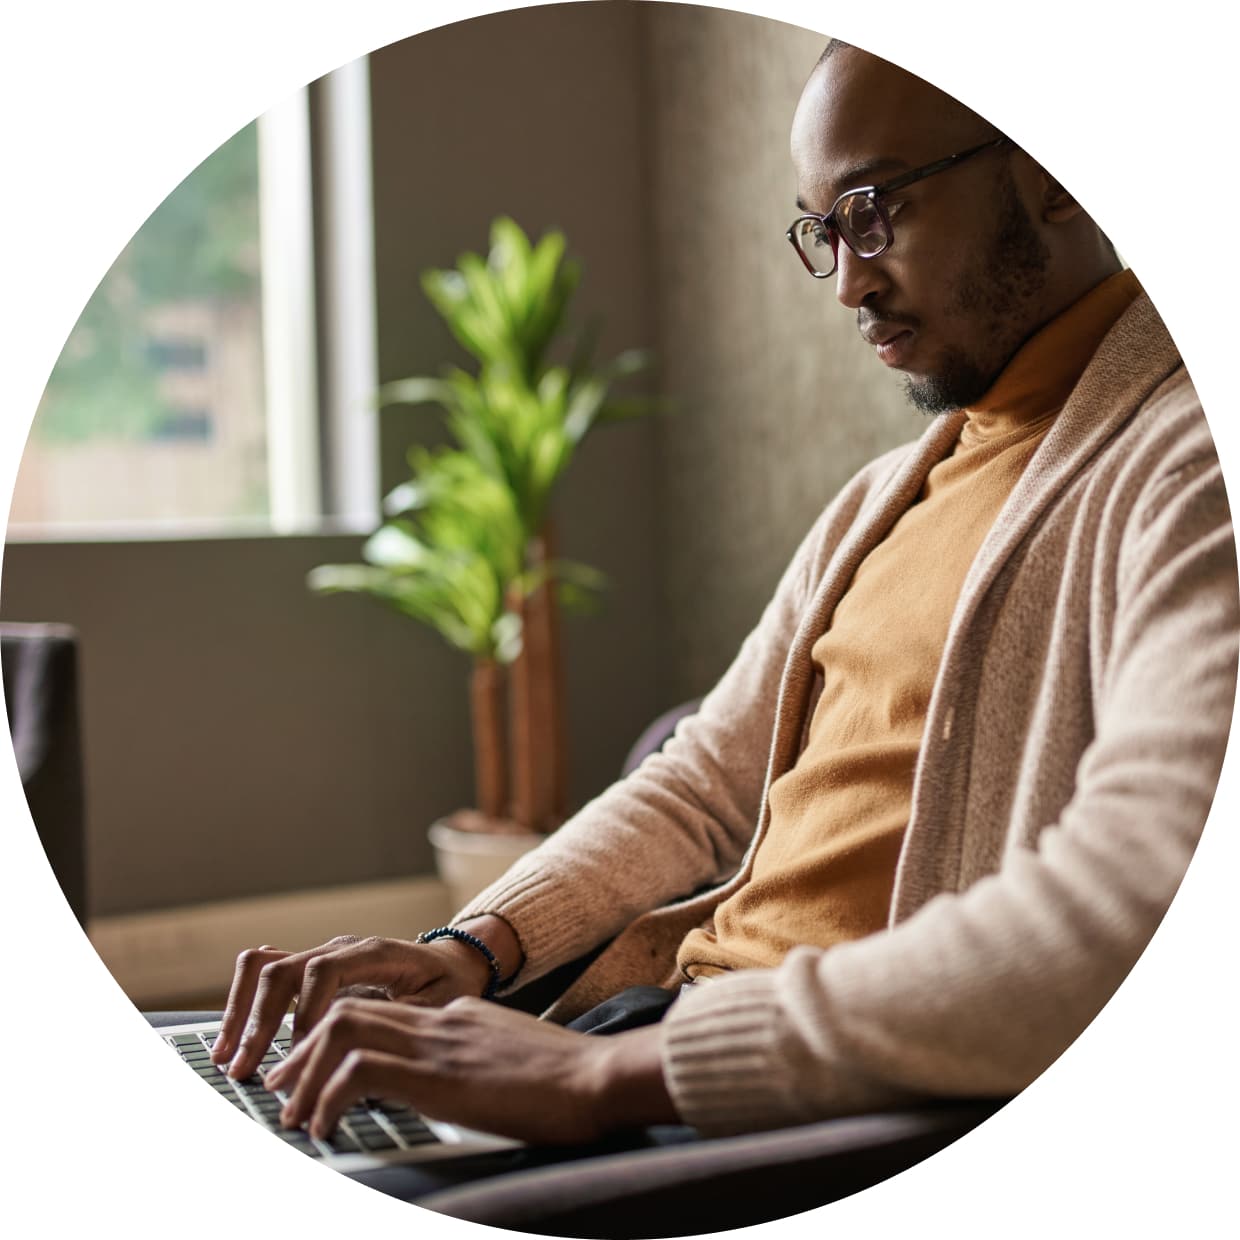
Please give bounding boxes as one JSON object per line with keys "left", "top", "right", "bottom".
{"left": 660, "top": 422, "right": 1238, "bottom": 1134}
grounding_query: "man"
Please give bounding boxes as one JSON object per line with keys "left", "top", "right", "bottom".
{"left": 210, "top": 41, "right": 1237, "bottom": 1147}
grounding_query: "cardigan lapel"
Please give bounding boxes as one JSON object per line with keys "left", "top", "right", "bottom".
{"left": 893, "top": 293, "right": 1186, "bottom": 919}
{"left": 941, "top": 293, "right": 1181, "bottom": 636}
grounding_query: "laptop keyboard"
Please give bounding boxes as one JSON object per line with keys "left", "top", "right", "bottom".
{"left": 164, "top": 1028, "right": 441, "bottom": 1159}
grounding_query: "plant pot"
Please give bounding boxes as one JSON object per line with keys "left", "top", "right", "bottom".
{"left": 429, "top": 818, "right": 543, "bottom": 914}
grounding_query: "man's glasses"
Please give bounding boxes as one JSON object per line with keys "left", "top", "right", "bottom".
{"left": 786, "top": 135, "right": 1011, "bottom": 279}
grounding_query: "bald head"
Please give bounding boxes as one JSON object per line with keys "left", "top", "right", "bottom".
{"left": 792, "top": 44, "right": 1005, "bottom": 210}
{"left": 790, "top": 43, "right": 1120, "bottom": 412}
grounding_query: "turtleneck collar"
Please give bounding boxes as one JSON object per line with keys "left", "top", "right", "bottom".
{"left": 961, "top": 267, "right": 1142, "bottom": 445}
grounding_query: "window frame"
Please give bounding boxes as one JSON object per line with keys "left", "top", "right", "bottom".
{"left": 6, "top": 59, "right": 380, "bottom": 544}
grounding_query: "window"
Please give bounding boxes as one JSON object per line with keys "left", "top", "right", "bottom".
{"left": 8, "top": 58, "right": 378, "bottom": 539}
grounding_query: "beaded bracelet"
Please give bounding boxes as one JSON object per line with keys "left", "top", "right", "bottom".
{"left": 416, "top": 926, "right": 503, "bottom": 1000}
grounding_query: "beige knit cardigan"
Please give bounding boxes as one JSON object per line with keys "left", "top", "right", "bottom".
{"left": 455, "top": 293, "right": 1239, "bottom": 1136}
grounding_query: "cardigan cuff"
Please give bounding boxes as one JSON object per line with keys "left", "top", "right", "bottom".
{"left": 661, "top": 970, "right": 821, "bottom": 1135}
{"left": 451, "top": 861, "right": 604, "bottom": 989}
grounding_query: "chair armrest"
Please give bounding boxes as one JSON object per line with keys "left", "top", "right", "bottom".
{"left": 416, "top": 1100, "right": 1004, "bottom": 1236}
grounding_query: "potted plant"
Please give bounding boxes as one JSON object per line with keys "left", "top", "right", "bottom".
{"left": 310, "top": 218, "right": 653, "bottom": 906}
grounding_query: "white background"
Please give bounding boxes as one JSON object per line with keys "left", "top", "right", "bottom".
{"left": 1, "top": 2, "right": 1234, "bottom": 1236}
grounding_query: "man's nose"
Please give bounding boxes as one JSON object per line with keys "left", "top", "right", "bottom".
{"left": 834, "top": 245, "right": 889, "bottom": 311}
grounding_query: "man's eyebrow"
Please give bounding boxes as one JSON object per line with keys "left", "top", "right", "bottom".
{"left": 796, "top": 157, "right": 910, "bottom": 213}
{"left": 838, "top": 156, "right": 907, "bottom": 187}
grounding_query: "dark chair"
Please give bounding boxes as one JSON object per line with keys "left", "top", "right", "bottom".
{"left": 2, "top": 622, "right": 88, "bottom": 925}
{"left": 417, "top": 1101, "right": 1002, "bottom": 1237}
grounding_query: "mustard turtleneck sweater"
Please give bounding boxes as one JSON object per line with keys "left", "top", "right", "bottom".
{"left": 678, "top": 268, "right": 1142, "bottom": 978}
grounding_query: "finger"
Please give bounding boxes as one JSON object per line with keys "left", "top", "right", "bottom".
{"left": 279, "top": 1000, "right": 421, "bottom": 1128}
{"left": 278, "top": 1000, "right": 418, "bottom": 1124}
{"left": 267, "top": 993, "right": 368, "bottom": 1096}
{"left": 293, "top": 937, "right": 425, "bottom": 1042}
{"left": 310, "top": 1048, "right": 425, "bottom": 1141}
{"left": 335, "top": 984, "right": 390, "bottom": 1001}
{"left": 213, "top": 947, "right": 289, "bottom": 1063}
{"left": 227, "top": 936, "right": 358, "bottom": 1078}
{"left": 267, "top": 993, "right": 409, "bottom": 1092}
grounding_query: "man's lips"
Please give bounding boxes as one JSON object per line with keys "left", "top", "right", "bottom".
{"left": 860, "top": 316, "right": 918, "bottom": 368}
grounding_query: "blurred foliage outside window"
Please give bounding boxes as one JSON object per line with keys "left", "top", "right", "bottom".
{"left": 11, "top": 123, "right": 270, "bottom": 529}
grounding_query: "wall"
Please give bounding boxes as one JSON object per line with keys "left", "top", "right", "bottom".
{"left": 2, "top": 1, "right": 918, "bottom": 923}
{"left": 642, "top": 4, "right": 915, "bottom": 700}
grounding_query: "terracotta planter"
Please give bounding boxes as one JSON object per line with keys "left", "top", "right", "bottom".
{"left": 429, "top": 819, "right": 542, "bottom": 914}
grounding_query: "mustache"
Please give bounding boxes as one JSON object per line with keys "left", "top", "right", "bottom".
{"left": 857, "top": 308, "right": 919, "bottom": 335}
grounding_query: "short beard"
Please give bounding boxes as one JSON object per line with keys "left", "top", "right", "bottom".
{"left": 903, "top": 169, "right": 1051, "bottom": 415}
{"left": 902, "top": 356, "right": 992, "bottom": 415}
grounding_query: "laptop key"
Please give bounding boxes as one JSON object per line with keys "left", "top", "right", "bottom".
{"left": 389, "top": 1111, "right": 432, "bottom": 1133}
{"left": 324, "top": 1130, "right": 362, "bottom": 1154}
{"left": 391, "top": 1122, "right": 439, "bottom": 1146}
{"left": 170, "top": 1032, "right": 446, "bottom": 1154}
{"left": 277, "top": 1130, "right": 319, "bottom": 1154}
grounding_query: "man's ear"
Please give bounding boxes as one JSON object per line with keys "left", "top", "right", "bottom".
{"left": 1039, "top": 168, "right": 1084, "bottom": 224}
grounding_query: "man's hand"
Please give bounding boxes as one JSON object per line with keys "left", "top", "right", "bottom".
{"left": 262, "top": 996, "right": 679, "bottom": 1145}
{"left": 211, "top": 918, "right": 521, "bottom": 1079}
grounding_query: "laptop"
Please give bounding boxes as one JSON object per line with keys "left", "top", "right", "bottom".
{"left": 158, "top": 1018, "right": 521, "bottom": 1171}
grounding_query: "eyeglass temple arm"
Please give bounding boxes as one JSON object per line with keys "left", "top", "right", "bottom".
{"left": 877, "top": 135, "right": 1012, "bottom": 195}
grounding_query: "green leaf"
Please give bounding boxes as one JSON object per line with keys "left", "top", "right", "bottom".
{"left": 383, "top": 480, "right": 423, "bottom": 515}
{"left": 557, "top": 580, "right": 605, "bottom": 616}
{"left": 546, "top": 558, "right": 608, "bottom": 591}
{"left": 364, "top": 523, "right": 430, "bottom": 569}
{"left": 460, "top": 253, "right": 514, "bottom": 347}
{"left": 566, "top": 316, "right": 602, "bottom": 384}
{"left": 491, "top": 610, "right": 524, "bottom": 665}
{"left": 595, "top": 395, "right": 665, "bottom": 423}
{"left": 601, "top": 347, "right": 653, "bottom": 382}
{"left": 562, "top": 375, "right": 608, "bottom": 444}
{"left": 378, "top": 377, "right": 456, "bottom": 409}
{"left": 307, "top": 564, "right": 389, "bottom": 595}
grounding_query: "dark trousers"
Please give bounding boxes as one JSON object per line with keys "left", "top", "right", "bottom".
{"left": 565, "top": 984, "right": 682, "bottom": 1034}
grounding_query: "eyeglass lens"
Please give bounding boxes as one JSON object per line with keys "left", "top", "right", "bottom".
{"left": 835, "top": 194, "right": 889, "bottom": 257}
{"left": 792, "top": 217, "right": 838, "bottom": 275}
{"left": 793, "top": 192, "right": 891, "bottom": 275}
